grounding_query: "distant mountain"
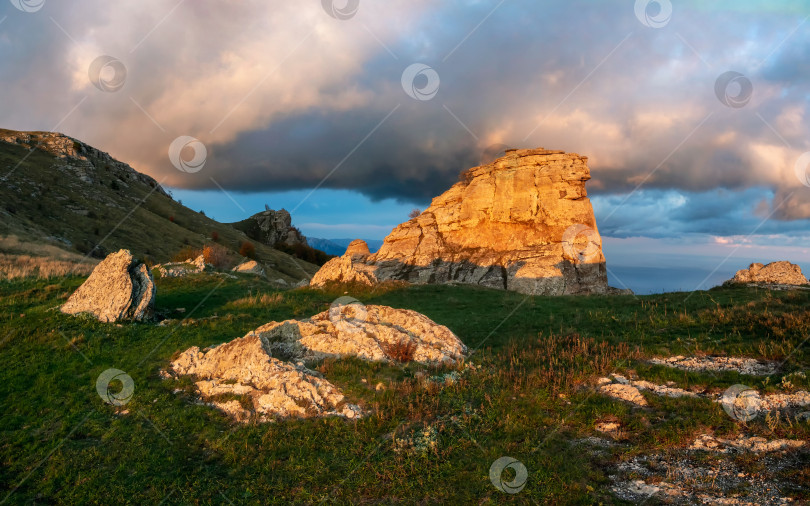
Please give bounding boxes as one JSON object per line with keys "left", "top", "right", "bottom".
{"left": 307, "top": 238, "right": 383, "bottom": 256}
{"left": 0, "top": 129, "right": 318, "bottom": 282}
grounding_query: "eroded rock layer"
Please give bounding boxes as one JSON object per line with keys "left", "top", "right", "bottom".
{"left": 311, "top": 148, "right": 611, "bottom": 295}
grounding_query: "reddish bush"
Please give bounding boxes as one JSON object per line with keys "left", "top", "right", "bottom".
{"left": 239, "top": 241, "right": 256, "bottom": 259}
{"left": 203, "top": 244, "right": 229, "bottom": 269}
{"left": 382, "top": 338, "right": 417, "bottom": 363}
{"left": 211, "top": 230, "right": 219, "bottom": 242}
{"left": 408, "top": 208, "right": 421, "bottom": 219}
{"left": 169, "top": 216, "right": 175, "bottom": 223}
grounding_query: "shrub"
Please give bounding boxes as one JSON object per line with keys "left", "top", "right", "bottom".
{"left": 203, "top": 244, "right": 230, "bottom": 269}
{"left": 382, "top": 338, "right": 417, "bottom": 363}
{"left": 239, "top": 241, "right": 256, "bottom": 259}
{"left": 211, "top": 230, "right": 219, "bottom": 242}
{"left": 408, "top": 208, "right": 421, "bottom": 219}
{"left": 169, "top": 216, "right": 175, "bottom": 223}
{"left": 171, "top": 246, "right": 200, "bottom": 262}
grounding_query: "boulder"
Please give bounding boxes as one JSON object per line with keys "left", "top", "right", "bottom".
{"left": 311, "top": 148, "right": 612, "bottom": 295}
{"left": 60, "top": 249, "right": 155, "bottom": 322}
{"left": 156, "top": 255, "right": 210, "bottom": 278}
{"left": 345, "top": 239, "right": 371, "bottom": 257}
{"left": 231, "top": 260, "right": 265, "bottom": 276}
{"left": 726, "top": 261, "right": 808, "bottom": 286}
{"left": 252, "top": 303, "right": 467, "bottom": 364}
{"left": 165, "top": 303, "right": 464, "bottom": 422}
{"left": 167, "top": 335, "right": 360, "bottom": 422}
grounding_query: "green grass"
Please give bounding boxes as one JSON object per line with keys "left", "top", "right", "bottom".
{"left": 0, "top": 275, "right": 808, "bottom": 504}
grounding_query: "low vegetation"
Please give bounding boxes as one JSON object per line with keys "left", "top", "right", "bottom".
{"left": 0, "top": 273, "right": 808, "bottom": 503}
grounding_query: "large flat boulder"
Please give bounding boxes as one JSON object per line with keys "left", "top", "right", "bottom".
{"left": 60, "top": 249, "right": 155, "bottom": 322}
{"left": 253, "top": 302, "right": 467, "bottom": 364}
{"left": 311, "top": 148, "right": 612, "bottom": 295}
{"left": 165, "top": 302, "right": 465, "bottom": 422}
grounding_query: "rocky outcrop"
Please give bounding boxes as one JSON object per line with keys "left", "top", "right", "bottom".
{"left": 726, "top": 261, "right": 808, "bottom": 286}
{"left": 311, "top": 148, "right": 613, "bottom": 295}
{"left": 232, "top": 260, "right": 265, "bottom": 276}
{"left": 155, "top": 255, "right": 210, "bottom": 278}
{"left": 0, "top": 130, "right": 169, "bottom": 197}
{"left": 167, "top": 335, "right": 360, "bottom": 422}
{"left": 252, "top": 302, "right": 466, "bottom": 364}
{"left": 166, "top": 302, "right": 463, "bottom": 422}
{"left": 231, "top": 209, "right": 308, "bottom": 248}
{"left": 60, "top": 249, "right": 155, "bottom": 322}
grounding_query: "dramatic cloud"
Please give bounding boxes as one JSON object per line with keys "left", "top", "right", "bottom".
{"left": 2, "top": 0, "right": 810, "bottom": 234}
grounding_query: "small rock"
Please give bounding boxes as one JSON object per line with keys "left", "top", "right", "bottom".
{"left": 232, "top": 260, "right": 265, "bottom": 276}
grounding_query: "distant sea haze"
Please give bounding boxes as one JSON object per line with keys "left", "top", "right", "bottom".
{"left": 607, "top": 265, "right": 735, "bottom": 295}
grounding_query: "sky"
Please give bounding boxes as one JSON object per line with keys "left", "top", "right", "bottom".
{"left": 1, "top": 0, "right": 810, "bottom": 292}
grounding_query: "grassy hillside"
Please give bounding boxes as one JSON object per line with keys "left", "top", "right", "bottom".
{"left": 0, "top": 129, "right": 317, "bottom": 283}
{"left": 0, "top": 274, "right": 807, "bottom": 503}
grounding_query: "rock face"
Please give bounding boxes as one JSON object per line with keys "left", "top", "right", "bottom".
{"left": 726, "top": 261, "right": 808, "bottom": 286}
{"left": 60, "top": 249, "right": 155, "bottom": 322}
{"left": 311, "top": 148, "right": 611, "bottom": 295}
{"left": 232, "top": 260, "right": 265, "bottom": 276}
{"left": 155, "top": 255, "right": 210, "bottom": 278}
{"left": 253, "top": 302, "right": 467, "bottom": 364}
{"left": 167, "top": 335, "right": 360, "bottom": 422}
{"left": 231, "top": 209, "right": 308, "bottom": 248}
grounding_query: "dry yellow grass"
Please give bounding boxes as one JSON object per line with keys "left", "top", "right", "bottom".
{"left": 0, "top": 253, "right": 96, "bottom": 280}
{"left": 0, "top": 235, "right": 97, "bottom": 280}
{"left": 226, "top": 292, "right": 284, "bottom": 308}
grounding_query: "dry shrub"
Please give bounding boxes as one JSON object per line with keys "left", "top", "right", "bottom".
{"left": 239, "top": 241, "right": 256, "bottom": 259}
{"left": 171, "top": 246, "right": 200, "bottom": 262}
{"left": 203, "top": 244, "right": 230, "bottom": 269}
{"left": 382, "top": 338, "right": 418, "bottom": 363}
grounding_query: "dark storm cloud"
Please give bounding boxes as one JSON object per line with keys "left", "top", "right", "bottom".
{"left": 1, "top": 0, "right": 810, "bottom": 236}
